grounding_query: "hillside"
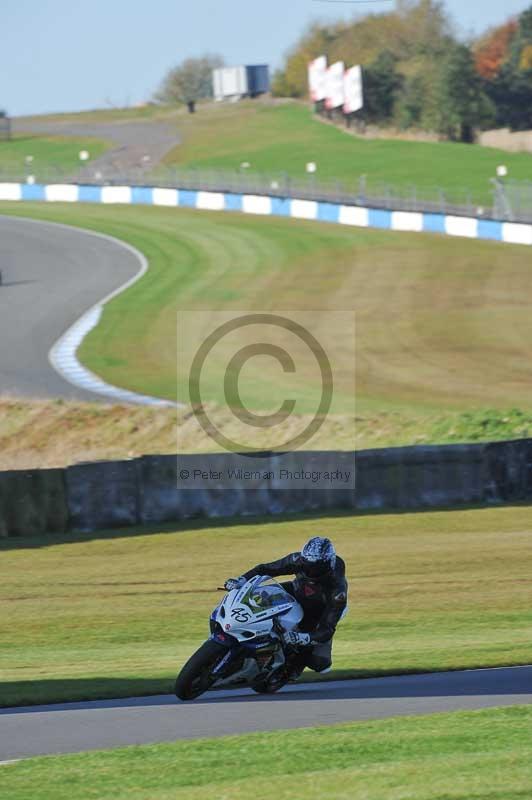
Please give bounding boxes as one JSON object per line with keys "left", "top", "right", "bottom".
{"left": 162, "top": 100, "right": 532, "bottom": 206}
{"left": 272, "top": 1, "right": 532, "bottom": 137}
{"left": 3, "top": 99, "right": 532, "bottom": 467}
{"left": 9, "top": 99, "right": 532, "bottom": 206}
{"left": 2, "top": 396, "right": 532, "bottom": 470}
{"left": 2, "top": 199, "right": 532, "bottom": 466}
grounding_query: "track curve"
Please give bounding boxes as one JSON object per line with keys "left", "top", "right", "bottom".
{"left": 13, "top": 117, "right": 179, "bottom": 179}
{"left": 1, "top": 666, "right": 531, "bottom": 761}
{"left": 0, "top": 215, "right": 155, "bottom": 402}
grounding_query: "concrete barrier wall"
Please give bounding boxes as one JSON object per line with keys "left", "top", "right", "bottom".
{"left": 354, "top": 444, "right": 485, "bottom": 511}
{"left": 65, "top": 460, "right": 139, "bottom": 533}
{"left": 1, "top": 439, "right": 531, "bottom": 536}
{"left": 0, "top": 468, "right": 68, "bottom": 537}
{"left": 483, "top": 439, "right": 532, "bottom": 503}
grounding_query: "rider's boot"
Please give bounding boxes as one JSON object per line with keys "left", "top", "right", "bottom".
{"left": 285, "top": 651, "right": 307, "bottom": 682}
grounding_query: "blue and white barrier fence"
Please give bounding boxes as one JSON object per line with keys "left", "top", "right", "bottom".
{"left": 1, "top": 182, "right": 532, "bottom": 246}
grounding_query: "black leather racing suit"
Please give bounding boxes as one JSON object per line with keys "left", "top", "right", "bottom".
{"left": 243, "top": 552, "right": 348, "bottom": 672}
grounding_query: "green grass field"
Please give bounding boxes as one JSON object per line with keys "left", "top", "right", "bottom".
{"left": 19, "top": 104, "right": 178, "bottom": 124}
{"left": 2, "top": 505, "right": 531, "bottom": 707}
{"left": 164, "top": 101, "right": 532, "bottom": 206}
{"left": 2, "top": 201, "right": 532, "bottom": 442}
{"left": 2, "top": 705, "right": 532, "bottom": 799}
{"left": 14, "top": 100, "right": 532, "bottom": 204}
{"left": 0, "top": 134, "right": 110, "bottom": 177}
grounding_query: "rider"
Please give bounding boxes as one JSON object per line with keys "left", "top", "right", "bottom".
{"left": 224, "top": 536, "right": 347, "bottom": 676}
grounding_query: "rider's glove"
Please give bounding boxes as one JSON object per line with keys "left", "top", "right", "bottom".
{"left": 224, "top": 576, "right": 246, "bottom": 591}
{"left": 283, "top": 631, "right": 311, "bottom": 647}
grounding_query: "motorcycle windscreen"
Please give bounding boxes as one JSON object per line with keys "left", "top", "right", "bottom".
{"left": 246, "top": 582, "right": 295, "bottom": 612}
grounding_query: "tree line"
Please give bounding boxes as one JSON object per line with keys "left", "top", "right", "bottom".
{"left": 272, "top": 0, "right": 532, "bottom": 142}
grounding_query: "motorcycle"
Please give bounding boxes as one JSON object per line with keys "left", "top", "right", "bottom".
{"left": 175, "top": 575, "right": 304, "bottom": 700}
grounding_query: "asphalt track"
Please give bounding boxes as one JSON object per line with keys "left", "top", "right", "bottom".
{"left": 13, "top": 117, "right": 179, "bottom": 177}
{"left": 1, "top": 666, "right": 531, "bottom": 761}
{"left": 0, "top": 215, "right": 141, "bottom": 401}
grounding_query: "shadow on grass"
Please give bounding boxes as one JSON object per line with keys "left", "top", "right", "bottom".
{"left": 2, "top": 502, "right": 530, "bottom": 552}
{"left": 3, "top": 662, "right": 532, "bottom": 712}
{"left": 0, "top": 676, "right": 174, "bottom": 711}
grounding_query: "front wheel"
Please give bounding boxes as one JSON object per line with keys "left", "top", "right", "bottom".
{"left": 175, "top": 639, "right": 228, "bottom": 700}
{"left": 251, "top": 668, "right": 288, "bottom": 694}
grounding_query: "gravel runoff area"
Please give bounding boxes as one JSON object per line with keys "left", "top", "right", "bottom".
{"left": 0, "top": 216, "right": 141, "bottom": 401}
{"left": 1, "top": 666, "right": 531, "bottom": 762}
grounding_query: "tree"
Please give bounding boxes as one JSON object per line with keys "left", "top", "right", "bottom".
{"left": 482, "top": 5, "right": 532, "bottom": 131}
{"left": 397, "top": 74, "right": 426, "bottom": 128}
{"left": 436, "top": 45, "right": 495, "bottom": 141}
{"left": 271, "top": 1, "right": 454, "bottom": 99}
{"left": 154, "top": 54, "right": 224, "bottom": 112}
{"left": 398, "top": 0, "right": 453, "bottom": 58}
{"left": 474, "top": 20, "right": 517, "bottom": 80}
{"left": 271, "top": 23, "right": 339, "bottom": 98}
{"left": 519, "top": 43, "right": 532, "bottom": 70}
{"left": 504, "top": 5, "right": 532, "bottom": 70}
{"left": 364, "top": 50, "right": 403, "bottom": 123}
{"left": 486, "top": 63, "right": 532, "bottom": 130}
{"left": 518, "top": 7, "right": 532, "bottom": 39}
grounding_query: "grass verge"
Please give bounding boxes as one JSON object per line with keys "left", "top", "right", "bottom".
{"left": 1, "top": 202, "right": 532, "bottom": 423}
{"left": 165, "top": 100, "right": 532, "bottom": 206}
{"left": 2, "top": 398, "right": 532, "bottom": 470}
{"left": 1, "top": 505, "right": 532, "bottom": 707}
{"left": 0, "top": 134, "right": 110, "bottom": 175}
{"left": 3, "top": 706, "right": 532, "bottom": 799}
{"left": 18, "top": 100, "right": 532, "bottom": 205}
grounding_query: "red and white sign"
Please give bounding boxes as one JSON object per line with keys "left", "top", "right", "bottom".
{"left": 308, "top": 55, "right": 327, "bottom": 102}
{"left": 344, "top": 65, "right": 364, "bottom": 114}
{"left": 325, "top": 61, "right": 345, "bottom": 110}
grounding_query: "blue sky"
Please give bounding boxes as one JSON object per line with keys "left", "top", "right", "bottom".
{"left": 2, "top": 0, "right": 531, "bottom": 116}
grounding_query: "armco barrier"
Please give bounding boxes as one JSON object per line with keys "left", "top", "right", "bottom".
{"left": 0, "top": 468, "right": 68, "bottom": 537}
{"left": 1, "top": 182, "right": 532, "bottom": 246}
{"left": 1, "top": 439, "right": 531, "bottom": 536}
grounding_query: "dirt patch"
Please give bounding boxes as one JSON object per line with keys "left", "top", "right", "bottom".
{"left": 479, "top": 127, "right": 532, "bottom": 153}
{"left": 313, "top": 113, "right": 442, "bottom": 143}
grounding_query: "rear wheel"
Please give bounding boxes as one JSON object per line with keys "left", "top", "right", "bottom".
{"left": 175, "top": 640, "right": 228, "bottom": 700}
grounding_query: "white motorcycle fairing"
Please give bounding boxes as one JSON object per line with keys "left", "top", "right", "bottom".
{"left": 208, "top": 575, "right": 303, "bottom": 687}
{"left": 214, "top": 575, "right": 303, "bottom": 640}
